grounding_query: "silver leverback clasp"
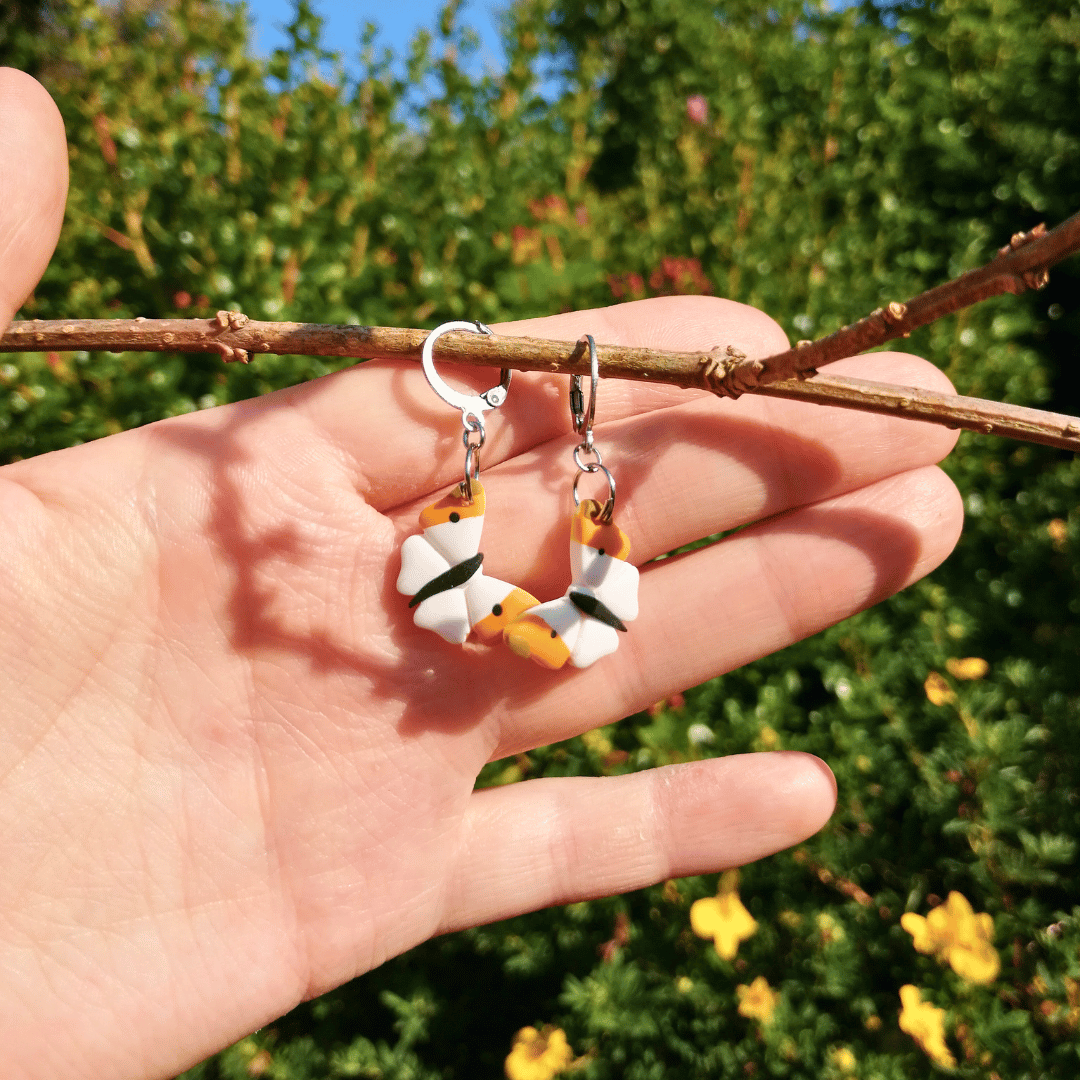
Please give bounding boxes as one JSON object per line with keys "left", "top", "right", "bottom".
{"left": 569, "top": 334, "right": 598, "bottom": 450}
{"left": 569, "top": 334, "right": 615, "bottom": 523}
{"left": 421, "top": 320, "right": 510, "bottom": 430}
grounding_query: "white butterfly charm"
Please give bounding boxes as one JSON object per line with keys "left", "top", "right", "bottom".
{"left": 397, "top": 480, "right": 539, "bottom": 645}
{"left": 504, "top": 500, "right": 639, "bottom": 669}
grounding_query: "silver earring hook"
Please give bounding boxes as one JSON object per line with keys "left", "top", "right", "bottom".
{"left": 570, "top": 334, "right": 614, "bottom": 524}
{"left": 421, "top": 320, "right": 510, "bottom": 432}
{"left": 421, "top": 320, "right": 510, "bottom": 502}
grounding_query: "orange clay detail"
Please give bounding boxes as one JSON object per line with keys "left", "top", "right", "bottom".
{"left": 570, "top": 499, "right": 632, "bottom": 560}
{"left": 418, "top": 479, "right": 486, "bottom": 528}
{"left": 472, "top": 586, "right": 541, "bottom": 641}
{"left": 504, "top": 614, "right": 571, "bottom": 669}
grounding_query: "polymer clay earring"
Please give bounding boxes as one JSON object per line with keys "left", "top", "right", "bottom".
{"left": 505, "top": 335, "right": 640, "bottom": 669}
{"left": 397, "top": 321, "right": 539, "bottom": 645}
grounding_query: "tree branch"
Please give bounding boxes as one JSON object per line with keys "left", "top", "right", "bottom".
{"left": 704, "top": 211, "right": 1080, "bottom": 397}
{"left": 2, "top": 210, "right": 1078, "bottom": 451}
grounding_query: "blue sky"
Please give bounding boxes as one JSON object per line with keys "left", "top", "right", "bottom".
{"left": 244, "top": 0, "right": 505, "bottom": 74}
{"left": 242, "top": 0, "right": 865, "bottom": 84}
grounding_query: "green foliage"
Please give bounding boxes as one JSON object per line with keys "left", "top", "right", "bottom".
{"left": 7, "top": 0, "right": 1080, "bottom": 1075}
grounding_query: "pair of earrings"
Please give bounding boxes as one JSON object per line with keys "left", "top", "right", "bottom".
{"left": 396, "top": 321, "right": 639, "bottom": 670}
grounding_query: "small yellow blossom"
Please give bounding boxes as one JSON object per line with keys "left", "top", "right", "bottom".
{"left": 581, "top": 728, "right": 613, "bottom": 755}
{"left": 865, "top": 1015, "right": 882, "bottom": 1032}
{"left": 816, "top": 912, "right": 845, "bottom": 944}
{"left": 899, "top": 985, "right": 956, "bottom": 1068}
{"left": 924, "top": 672, "right": 955, "bottom": 706}
{"left": 1063, "top": 977, "right": 1080, "bottom": 1029}
{"left": 778, "top": 909, "right": 804, "bottom": 931}
{"left": 736, "top": 975, "right": 779, "bottom": 1024}
{"left": 676, "top": 976, "right": 694, "bottom": 994}
{"left": 831, "top": 1046, "right": 857, "bottom": 1072}
{"left": 946, "top": 657, "right": 989, "bottom": 680}
{"left": 1047, "top": 517, "right": 1068, "bottom": 549}
{"left": 900, "top": 891, "right": 1000, "bottom": 984}
{"left": 505, "top": 1026, "right": 574, "bottom": 1080}
{"left": 690, "top": 869, "right": 758, "bottom": 960}
{"left": 757, "top": 725, "right": 780, "bottom": 749}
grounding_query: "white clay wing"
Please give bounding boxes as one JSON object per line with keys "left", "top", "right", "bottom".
{"left": 412, "top": 588, "right": 473, "bottom": 645}
{"left": 464, "top": 573, "right": 511, "bottom": 630}
{"left": 398, "top": 533, "right": 474, "bottom": 644}
{"left": 527, "top": 596, "right": 583, "bottom": 655}
{"left": 591, "top": 557, "right": 640, "bottom": 624}
{"left": 568, "top": 615, "right": 621, "bottom": 668}
{"left": 397, "top": 533, "right": 451, "bottom": 596}
{"left": 569, "top": 541, "right": 640, "bottom": 623}
{"left": 422, "top": 515, "right": 484, "bottom": 566}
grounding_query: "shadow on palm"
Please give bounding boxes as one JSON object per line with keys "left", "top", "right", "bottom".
{"left": 148, "top": 377, "right": 925, "bottom": 747}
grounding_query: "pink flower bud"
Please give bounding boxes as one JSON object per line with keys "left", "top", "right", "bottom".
{"left": 686, "top": 95, "right": 708, "bottom": 125}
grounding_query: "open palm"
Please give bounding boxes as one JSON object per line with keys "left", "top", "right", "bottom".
{"left": 0, "top": 70, "right": 963, "bottom": 1080}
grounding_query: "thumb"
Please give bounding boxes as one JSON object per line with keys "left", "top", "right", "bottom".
{"left": 0, "top": 67, "right": 68, "bottom": 329}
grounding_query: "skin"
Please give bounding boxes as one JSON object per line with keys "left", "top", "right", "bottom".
{"left": 0, "top": 68, "right": 964, "bottom": 1080}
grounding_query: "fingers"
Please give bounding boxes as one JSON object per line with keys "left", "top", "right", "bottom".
{"left": 490, "top": 464, "right": 962, "bottom": 758}
{"left": 75, "top": 295, "right": 782, "bottom": 511}
{"left": 438, "top": 751, "right": 836, "bottom": 934}
{"left": 445, "top": 350, "right": 959, "bottom": 594}
{"left": 0, "top": 68, "right": 68, "bottom": 328}
{"left": 340, "top": 296, "right": 791, "bottom": 508}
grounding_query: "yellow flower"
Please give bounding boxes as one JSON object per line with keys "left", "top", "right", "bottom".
{"left": 690, "top": 869, "right": 758, "bottom": 960}
{"left": 900, "top": 891, "right": 1000, "bottom": 985}
{"left": 898, "top": 985, "right": 956, "bottom": 1068}
{"left": 924, "top": 672, "right": 955, "bottom": 706}
{"left": 831, "top": 1046, "right": 857, "bottom": 1072}
{"left": 736, "top": 975, "right": 779, "bottom": 1024}
{"left": 1064, "top": 977, "right": 1080, "bottom": 1029}
{"left": 945, "top": 657, "right": 989, "bottom": 680}
{"left": 816, "top": 911, "right": 845, "bottom": 944}
{"left": 581, "top": 727, "right": 613, "bottom": 755}
{"left": 757, "top": 725, "right": 780, "bottom": 749}
{"left": 505, "top": 1026, "right": 574, "bottom": 1080}
{"left": 778, "top": 909, "right": 803, "bottom": 931}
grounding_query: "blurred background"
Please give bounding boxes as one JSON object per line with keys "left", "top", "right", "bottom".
{"left": 1, "top": 0, "right": 1078, "bottom": 1076}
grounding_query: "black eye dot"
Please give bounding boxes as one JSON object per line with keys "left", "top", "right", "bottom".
{"left": 597, "top": 548, "right": 605, "bottom": 557}
{"left": 492, "top": 603, "right": 503, "bottom": 617}
{"left": 550, "top": 629, "right": 558, "bottom": 639}
{"left": 449, "top": 512, "right": 460, "bottom": 523}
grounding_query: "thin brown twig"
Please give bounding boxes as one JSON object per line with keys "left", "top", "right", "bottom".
{"left": 700, "top": 210, "right": 1080, "bottom": 397}
{"left": 1, "top": 210, "right": 1078, "bottom": 451}
{"left": 3, "top": 315, "right": 1078, "bottom": 450}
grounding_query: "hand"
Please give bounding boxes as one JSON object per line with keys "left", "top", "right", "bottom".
{"left": 0, "top": 69, "right": 963, "bottom": 1080}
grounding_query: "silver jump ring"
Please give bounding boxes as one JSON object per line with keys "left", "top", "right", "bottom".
{"left": 463, "top": 440, "right": 481, "bottom": 484}
{"left": 573, "top": 443, "right": 603, "bottom": 473}
{"left": 573, "top": 464, "right": 616, "bottom": 524}
{"left": 461, "top": 423, "right": 486, "bottom": 500}
{"left": 421, "top": 320, "right": 510, "bottom": 422}
{"left": 462, "top": 417, "right": 486, "bottom": 447}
